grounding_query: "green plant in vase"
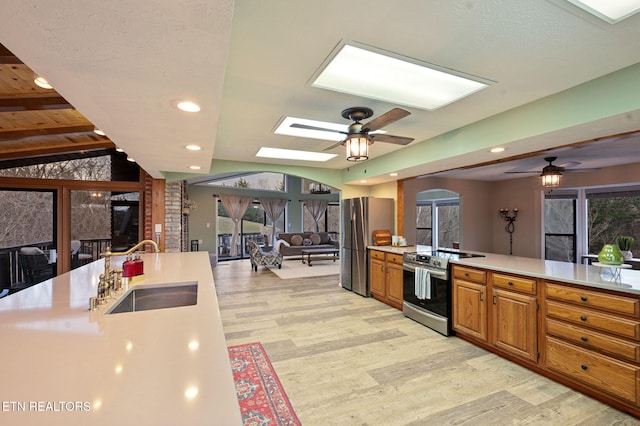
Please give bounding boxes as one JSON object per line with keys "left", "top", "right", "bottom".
{"left": 616, "top": 236, "right": 635, "bottom": 260}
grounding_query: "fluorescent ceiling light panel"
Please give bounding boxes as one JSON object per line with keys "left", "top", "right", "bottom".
{"left": 275, "top": 117, "right": 347, "bottom": 141}
{"left": 256, "top": 147, "right": 337, "bottom": 162}
{"left": 312, "top": 44, "right": 489, "bottom": 111}
{"left": 565, "top": 0, "right": 640, "bottom": 23}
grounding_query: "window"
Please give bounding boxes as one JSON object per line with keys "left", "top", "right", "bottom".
{"left": 544, "top": 194, "right": 577, "bottom": 262}
{"left": 416, "top": 196, "right": 459, "bottom": 248}
{"left": 543, "top": 187, "right": 640, "bottom": 263}
{"left": 302, "top": 201, "right": 339, "bottom": 235}
{"left": 207, "top": 172, "right": 286, "bottom": 192}
{"left": 587, "top": 189, "right": 640, "bottom": 258}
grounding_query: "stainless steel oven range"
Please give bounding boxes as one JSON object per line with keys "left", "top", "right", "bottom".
{"left": 402, "top": 250, "right": 484, "bottom": 336}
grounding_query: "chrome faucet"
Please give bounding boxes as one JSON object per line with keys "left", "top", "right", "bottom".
{"left": 91, "top": 240, "right": 160, "bottom": 309}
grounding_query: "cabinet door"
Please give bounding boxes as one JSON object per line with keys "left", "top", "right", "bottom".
{"left": 453, "top": 280, "right": 487, "bottom": 341}
{"left": 492, "top": 289, "right": 538, "bottom": 362}
{"left": 370, "top": 258, "right": 386, "bottom": 298}
{"left": 386, "top": 262, "right": 404, "bottom": 308}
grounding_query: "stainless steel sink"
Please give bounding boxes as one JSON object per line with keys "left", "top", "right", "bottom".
{"left": 106, "top": 282, "right": 198, "bottom": 314}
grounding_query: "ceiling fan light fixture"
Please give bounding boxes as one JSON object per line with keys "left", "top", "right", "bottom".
{"left": 541, "top": 164, "right": 562, "bottom": 187}
{"left": 345, "top": 134, "right": 369, "bottom": 161}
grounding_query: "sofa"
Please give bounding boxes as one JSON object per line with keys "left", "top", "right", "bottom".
{"left": 275, "top": 232, "right": 339, "bottom": 257}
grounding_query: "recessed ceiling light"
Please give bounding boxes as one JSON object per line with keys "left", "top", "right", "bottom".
{"left": 94, "top": 128, "right": 106, "bottom": 136}
{"left": 185, "top": 145, "right": 202, "bottom": 151}
{"left": 490, "top": 147, "right": 505, "bottom": 153}
{"left": 256, "top": 147, "right": 337, "bottom": 162}
{"left": 565, "top": 0, "right": 640, "bottom": 23}
{"left": 360, "top": 180, "right": 367, "bottom": 183}
{"left": 389, "top": 172, "right": 399, "bottom": 177}
{"left": 174, "top": 100, "right": 201, "bottom": 112}
{"left": 126, "top": 157, "right": 135, "bottom": 163}
{"left": 312, "top": 43, "right": 491, "bottom": 111}
{"left": 189, "top": 165, "right": 201, "bottom": 170}
{"left": 115, "top": 147, "right": 124, "bottom": 152}
{"left": 33, "top": 76, "right": 53, "bottom": 89}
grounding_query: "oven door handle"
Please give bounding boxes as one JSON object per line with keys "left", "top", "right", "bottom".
{"left": 403, "top": 264, "right": 448, "bottom": 279}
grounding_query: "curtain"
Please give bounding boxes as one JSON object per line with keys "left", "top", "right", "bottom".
{"left": 219, "top": 195, "right": 253, "bottom": 256}
{"left": 304, "top": 199, "right": 327, "bottom": 232}
{"left": 259, "top": 198, "right": 287, "bottom": 245}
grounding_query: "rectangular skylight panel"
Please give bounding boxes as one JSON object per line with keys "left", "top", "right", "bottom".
{"left": 256, "top": 147, "right": 337, "bottom": 162}
{"left": 566, "top": 0, "right": 640, "bottom": 23}
{"left": 312, "top": 44, "right": 488, "bottom": 111}
{"left": 274, "top": 116, "right": 346, "bottom": 141}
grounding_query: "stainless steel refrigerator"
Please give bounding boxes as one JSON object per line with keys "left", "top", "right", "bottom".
{"left": 341, "top": 197, "right": 394, "bottom": 296}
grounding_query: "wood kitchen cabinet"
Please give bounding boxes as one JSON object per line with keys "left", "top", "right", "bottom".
{"left": 544, "top": 281, "right": 640, "bottom": 407}
{"left": 452, "top": 265, "right": 488, "bottom": 341}
{"left": 491, "top": 273, "right": 538, "bottom": 363}
{"left": 369, "top": 250, "right": 403, "bottom": 310}
{"left": 451, "top": 263, "right": 640, "bottom": 417}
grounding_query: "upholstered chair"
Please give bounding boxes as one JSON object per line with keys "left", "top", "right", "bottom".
{"left": 247, "top": 240, "right": 282, "bottom": 271}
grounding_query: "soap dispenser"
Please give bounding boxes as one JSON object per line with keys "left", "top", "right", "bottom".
{"left": 122, "top": 254, "right": 136, "bottom": 278}
{"left": 133, "top": 253, "right": 144, "bottom": 276}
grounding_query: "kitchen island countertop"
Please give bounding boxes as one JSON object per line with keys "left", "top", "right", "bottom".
{"left": 453, "top": 252, "right": 640, "bottom": 295}
{"left": 0, "top": 252, "right": 241, "bottom": 425}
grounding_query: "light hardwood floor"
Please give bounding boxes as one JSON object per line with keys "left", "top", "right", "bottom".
{"left": 214, "top": 259, "right": 640, "bottom": 425}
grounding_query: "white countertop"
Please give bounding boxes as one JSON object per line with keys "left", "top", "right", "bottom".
{"left": 453, "top": 253, "right": 640, "bottom": 295}
{"left": 0, "top": 252, "right": 241, "bottom": 425}
{"left": 368, "top": 245, "right": 640, "bottom": 295}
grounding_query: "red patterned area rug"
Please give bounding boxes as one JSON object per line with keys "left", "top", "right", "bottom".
{"left": 228, "top": 342, "right": 301, "bottom": 426}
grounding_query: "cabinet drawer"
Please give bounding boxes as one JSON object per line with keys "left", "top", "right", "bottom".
{"left": 546, "top": 318, "right": 640, "bottom": 363}
{"left": 546, "top": 300, "right": 640, "bottom": 340}
{"left": 546, "top": 336, "right": 639, "bottom": 404}
{"left": 387, "top": 253, "right": 403, "bottom": 265}
{"left": 453, "top": 266, "right": 486, "bottom": 284}
{"left": 492, "top": 273, "right": 536, "bottom": 294}
{"left": 546, "top": 283, "right": 640, "bottom": 317}
{"left": 370, "top": 250, "right": 385, "bottom": 261}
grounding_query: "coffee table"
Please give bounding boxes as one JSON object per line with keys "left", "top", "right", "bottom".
{"left": 300, "top": 248, "right": 339, "bottom": 266}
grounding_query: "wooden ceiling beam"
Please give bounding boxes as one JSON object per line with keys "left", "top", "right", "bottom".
{"left": 0, "top": 140, "right": 115, "bottom": 159}
{"left": 0, "top": 44, "right": 21, "bottom": 64}
{"left": 0, "top": 94, "right": 73, "bottom": 111}
{"left": 0, "top": 123, "right": 97, "bottom": 140}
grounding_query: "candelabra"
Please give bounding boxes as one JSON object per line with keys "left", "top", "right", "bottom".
{"left": 499, "top": 208, "right": 518, "bottom": 255}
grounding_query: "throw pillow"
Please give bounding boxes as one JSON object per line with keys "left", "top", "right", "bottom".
{"left": 291, "top": 234, "right": 303, "bottom": 246}
{"left": 310, "top": 233, "right": 321, "bottom": 245}
{"left": 303, "top": 238, "right": 312, "bottom": 246}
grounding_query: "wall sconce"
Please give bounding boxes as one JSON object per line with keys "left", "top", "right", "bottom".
{"left": 345, "top": 134, "right": 369, "bottom": 161}
{"left": 499, "top": 208, "right": 518, "bottom": 255}
{"left": 540, "top": 157, "right": 562, "bottom": 187}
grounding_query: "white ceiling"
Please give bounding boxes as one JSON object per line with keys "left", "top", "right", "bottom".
{"left": 1, "top": 0, "right": 640, "bottom": 182}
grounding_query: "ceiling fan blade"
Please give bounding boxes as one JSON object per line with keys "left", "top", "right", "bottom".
{"left": 322, "top": 141, "right": 344, "bottom": 151}
{"left": 290, "top": 123, "right": 346, "bottom": 135}
{"left": 370, "top": 134, "right": 414, "bottom": 145}
{"left": 504, "top": 171, "right": 540, "bottom": 174}
{"left": 363, "top": 108, "right": 411, "bottom": 132}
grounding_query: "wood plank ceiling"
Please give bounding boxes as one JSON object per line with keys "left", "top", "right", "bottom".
{"left": 0, "top": 43, "right": 114, "bottom": 169}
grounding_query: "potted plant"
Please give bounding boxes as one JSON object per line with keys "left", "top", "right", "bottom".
{"left": 616, "top": 236, "right": 635, "bottom": 260}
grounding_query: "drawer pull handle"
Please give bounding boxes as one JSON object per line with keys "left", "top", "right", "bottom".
{"left": 508, "top": 281, "right": 514, "bottom": 286}
{"left": 580, "top": 316, "right": 587, "bottom": 321}
{"left": 465, "top": 273, "right": 469, "bottom": 277}
{"left": 581, "top": 336, "right": 588, "bottom": 342}
{"left": 581, "top": 365, "right": 588, "bottom": 371}
{"left": 581, "top": 296, "right": 588, "bottom": 302}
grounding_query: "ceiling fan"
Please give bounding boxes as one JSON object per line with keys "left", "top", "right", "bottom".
{"left": 505, "top": 156, "right": 600, "bottom": 187}
{"left": 504, "top": 156, "right": 599, "bottom": 175}
{"left": 290, "top": 107, "right": 414, "bottom": 161}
